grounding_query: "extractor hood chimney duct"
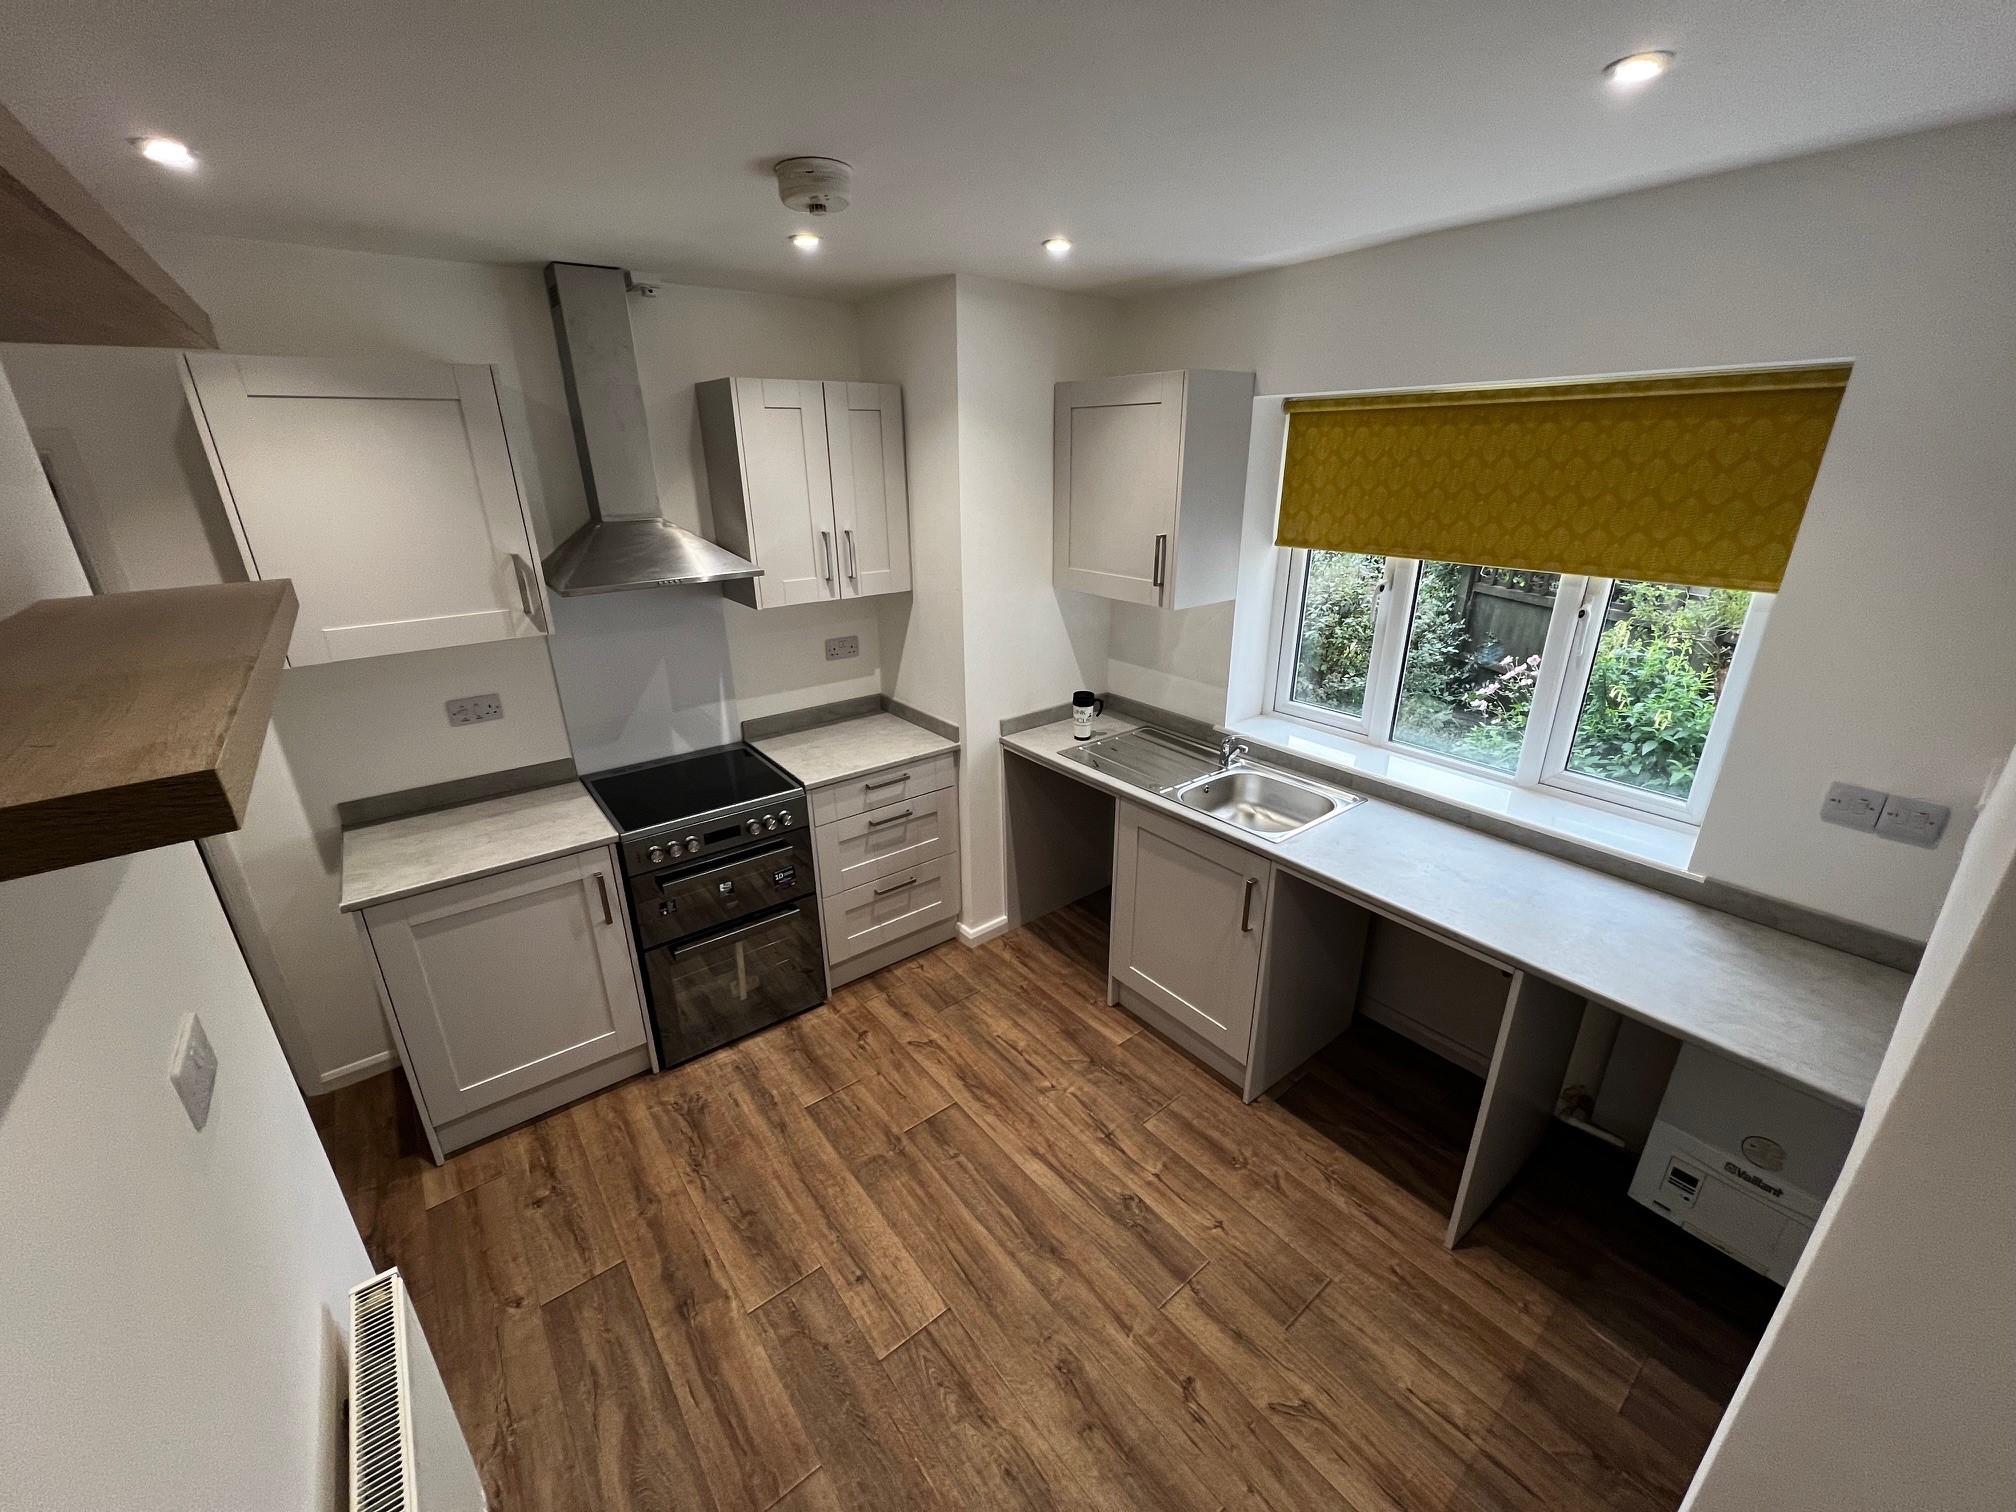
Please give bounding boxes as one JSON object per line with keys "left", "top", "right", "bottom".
{"left": 540, "top": 261, "right": 761, "bottom": 596}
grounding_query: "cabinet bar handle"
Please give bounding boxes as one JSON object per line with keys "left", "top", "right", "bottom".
{"left": 820, "top": 529, "right": 834, "bottom": 586}
{"left": 1152, "top": 533, "right": 1168, "bottom": 590}
{"left": 510, "top": 553, "right": 549, "bottom": 632}
{"left": 844, "top": 527, "right": 858, "bottom": 583}
{"left": 594, "top": 872, "right": 614, "bottom": 926}
{"left": 864, "top": 773, "right": 908, "bottom": 791}
{"left": 866, "top": 808, "right": 916, "bottom": 828}
{"left": 1240, "top": 876, "right": 1257, "bottom": 933}
{"left": 874, "top": 876, "right": 920, "bottom": 897}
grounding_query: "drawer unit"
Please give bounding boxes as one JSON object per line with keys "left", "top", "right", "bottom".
{"left": 813, "top": 786, "right": 959, "bottom": 897}
{"left": 810, "top": 751, "right": 957, "bottom": 826}
{"left": 821, "top": 852, "right": 959, "bottom": 963}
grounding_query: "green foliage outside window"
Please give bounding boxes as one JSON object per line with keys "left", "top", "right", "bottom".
{"left": 1290, "top": 551, "right": 1384, "bottom": 717}
{"left": 1289, "top": 553, "right": 1751, "bottom": 802}
{"left": 1567, "top": 582, "right": 1750, "bottom": 798}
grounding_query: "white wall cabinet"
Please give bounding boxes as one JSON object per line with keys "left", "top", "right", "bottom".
{"left": 182, "top": 354, "right": 549, "bottom": 665}
{"left": 1110, "top": 800, "right": 1269, "bottom": 1064}
{"left": 698, "top": 377, "right": 912, "bottom": 609}
{"left": 1053, "top": 368, "right": 1255, "bottom": 609}
{"left": 359, "top": 846, "right": 649, "bottom": 1159}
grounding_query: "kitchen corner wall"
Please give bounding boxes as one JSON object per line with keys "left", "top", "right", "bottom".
{"left": 1, "top": 234, "right": 902, "bottom": 1092}
{"left": 1101, "top": 115, "right": 2016, "bottom": 943}
{"left": 859, "top": 274, "right": 1121, "bottom": 939}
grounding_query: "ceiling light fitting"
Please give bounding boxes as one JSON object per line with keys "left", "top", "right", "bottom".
{"left": 133, "top": 135, "right": 197, "bottom": 171}
{"left": 1042, "top": 237, "right": 1072, "bottom": 256}
{"left": 1604, "top": 50, "right": 1674, "bottom": 87}
{"left": 789, "top": 232, "right": 821, "bottom": 251}
{"left": 774, "top": 157, "right": 852, "bottom": 216}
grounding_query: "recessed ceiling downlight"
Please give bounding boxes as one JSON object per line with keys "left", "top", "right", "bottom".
{"left": 1042, "top": 237, "right": 1072, "bottom": 257}
{"left": 789, "top": 232, "right": 821, "bottom": 251}
{"left": 1604, "top": 50, "right": 1674, "bottom": 87}
{"left": 133, "top": 135, "right": 198, "bottom": 171}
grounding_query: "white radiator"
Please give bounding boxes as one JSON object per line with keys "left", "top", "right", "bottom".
{"left": 348, "top": 1269, "right": 488, "bottom": 1512}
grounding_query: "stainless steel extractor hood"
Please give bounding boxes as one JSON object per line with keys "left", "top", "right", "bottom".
{"left": 540, "top": 261, "right": 761, "bottom": 596}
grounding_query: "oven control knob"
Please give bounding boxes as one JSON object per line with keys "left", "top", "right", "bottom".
{"left": 764, "top": 814, "right": 779, "bottom": 832}
{"left": 745, "top": 817, "right": 763, "bottom": 835}
{"left": 777, "top": 810, "right": 793, "bottom": 827}
{"left": 684, "top": 836, "right": 702, "bottom": 855}
{"left": 647, "top": 844, "right": 666, "bottom": 865}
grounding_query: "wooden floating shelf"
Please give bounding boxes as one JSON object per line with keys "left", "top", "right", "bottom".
{"left": 0, "top": 581, "right": 297, "bottom": 882}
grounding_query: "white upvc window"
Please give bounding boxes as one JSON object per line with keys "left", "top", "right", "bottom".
{"left": 1270, "top": 550, "right": 1770, "bottom": 826}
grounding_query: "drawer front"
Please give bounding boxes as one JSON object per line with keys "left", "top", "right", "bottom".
{"left": 813, "top": 786, "right": 959, "bottom": 897}
{"left": 821, "top": 852, "right": 960, "bottom": 963}
{"left": 810, "top": 751, "right": 956, "bottom": 826}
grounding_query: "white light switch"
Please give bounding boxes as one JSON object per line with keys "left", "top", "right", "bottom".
{"left": 169, "top": 1013, "right": 219, "bottom": 1131}
{"left": 1821, "top": 781, "right": 1886, "bottom": 831}
{"left": 1875, "top": 794, "right": 1950, "bottom": 848}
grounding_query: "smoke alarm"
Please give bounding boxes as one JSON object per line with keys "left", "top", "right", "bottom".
{"left": 774, "top": 157, "right": 852, "bottom": 216}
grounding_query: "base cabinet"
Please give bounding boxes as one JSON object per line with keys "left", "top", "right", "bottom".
{"left": 806, "top": 751, "right": 961, "bottom": 986}
{"left": 1110, "top": 801, "right": 1269, "bottom": 1064}
{"left": 359, "top": 846, "right": 649, "bottom": 1159}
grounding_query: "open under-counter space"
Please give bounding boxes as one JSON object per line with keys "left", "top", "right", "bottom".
{"left": 1001, "top": 714, "right": 1911, "bottom": 1266}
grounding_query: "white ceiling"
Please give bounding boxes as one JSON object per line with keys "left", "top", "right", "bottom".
{"left": 5, "top": 0, "right": 2015, "bottom": 299}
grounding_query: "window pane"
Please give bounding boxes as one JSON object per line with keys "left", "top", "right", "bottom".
{"left": 1393, "top": 562, "right": 1559, "bottom": 772}
{"left": 1289, "top": 550, "right": 1386, "bottom": 720}
{"left": 1566, "top": 581, "right": 1752, "bottom": 802}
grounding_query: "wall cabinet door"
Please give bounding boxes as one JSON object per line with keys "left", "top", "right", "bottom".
{"left": 1110, "top": 801, "right": 1268, "bottom": 1063}
{"left": 823, "top": 381, "right": 912, "bottom": 598}
{"left": 182, "top": 354, "right": 548, "bottom": 665}
{"left": 698, "top": 378, "right": 838, "bottom": 608}
{"left": 699, "top": 376, "right": 913, "bottom": 609}
{"left": 362, "top": 848, "right": 646, "bottom": 1125}
{"left": 1053, "top": 368, "right": 1255, "bottom": 610}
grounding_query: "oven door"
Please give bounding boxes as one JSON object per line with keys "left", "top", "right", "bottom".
{"left": 641, "top": 902, "right": 827, "bottom": 1069}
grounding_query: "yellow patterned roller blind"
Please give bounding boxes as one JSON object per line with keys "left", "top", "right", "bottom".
{"left": 1277, "top": 364, "right": 1851, "bottom": 592}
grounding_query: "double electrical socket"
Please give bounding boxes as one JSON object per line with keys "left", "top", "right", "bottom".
{"left": 1821, "top": 781, "right": 1949, "bottom": 848}
{"left": 825, "top": 635, "right": 860, "bottom": 662}
{"left": 445, "top": 692, "right": 504, "bottom": 727}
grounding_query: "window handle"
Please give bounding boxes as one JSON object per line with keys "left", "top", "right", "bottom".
{"left": 866, "top": 808, "right": 915, "bottom": 828}
{"left": 593, "top": 872, "right": 613, "bottom": 927}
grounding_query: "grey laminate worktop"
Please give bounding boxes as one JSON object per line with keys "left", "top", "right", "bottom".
{"left": 339, "top": 781, "right": 617, "bottom": 913}
{"left": 1004, "top": 717, "right": 1911, "bottom": 1110}
{"left": 749, "top": 711, "right": 958, "bottom": 789}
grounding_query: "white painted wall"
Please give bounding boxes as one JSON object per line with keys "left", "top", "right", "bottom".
{"left": 860, "top": 277, "right": 965, "bottom": 730}
{"left": 1684, "top": 739, "right": 2016, "bottom": 1509}
{"left": 952, "top": 275, "right": 1117, "bottom": 934}
{"left": 0, "top": 362, "right": 379, "bottom": 1511}
{"left": 1, "top": 232, "right": 894, "bottom": 1086}
{"left": 1105, "top": 116, "right": 2016, "bottom": 941}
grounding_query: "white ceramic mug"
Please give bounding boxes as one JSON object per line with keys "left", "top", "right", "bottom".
{"left": 1071, "top": 691, "right": 1104, "bottom": 740}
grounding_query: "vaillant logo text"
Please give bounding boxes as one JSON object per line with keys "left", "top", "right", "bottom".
{"left": 1725, "top": 1161, "right": 1785, "bottom": 1199}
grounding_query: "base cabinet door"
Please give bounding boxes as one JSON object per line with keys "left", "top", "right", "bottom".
{"left": 1110, "top": 801, "right": 1268, "bottom": 1063}
{"left": 363, "top": 848, "right": 647, "bottom": 1126}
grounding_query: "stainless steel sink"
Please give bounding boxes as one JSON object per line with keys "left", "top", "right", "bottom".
{"left": 1172, "top": 768, "right": 1360, "bottom": 840}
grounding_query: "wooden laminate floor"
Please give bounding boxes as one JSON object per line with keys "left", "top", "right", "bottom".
{"left": 314, "top": 895, "right": 1777, "bottom": 1512}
